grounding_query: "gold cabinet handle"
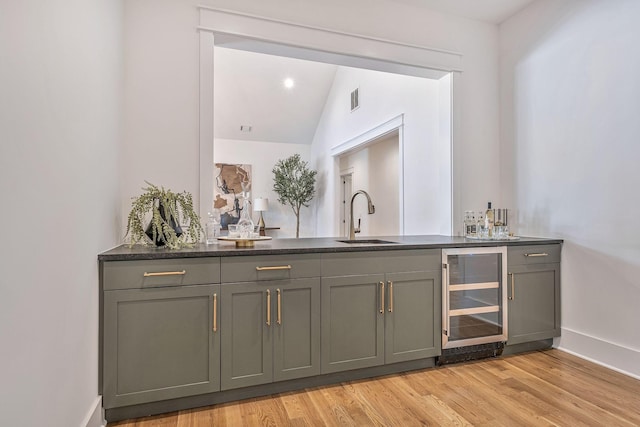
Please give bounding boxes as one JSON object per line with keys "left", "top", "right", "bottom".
{"left": 143, "top": 270, "right": 186, "bottom": 277}
{"left": 388, "top": 281, "right": 393, "bottom": 313}
{"left": 508, "top": 273, "right": 515, "bottom": 300}
{"left": 379, "top": 281, "right": 385, "bottom": 314}
{"left": 212, "top": 293, "right": 218, "bottom": 332}
{"left": 524, "top": 253, "right": 548, "bottom": 257}
{"left": 256, "top": 265, "right": 292, "bottom": 271}
{"left": 277, "top": 288, "right": 282, "bottom": 325}
{"left": 266, "top": 289, "right": 271, "bottom": 326}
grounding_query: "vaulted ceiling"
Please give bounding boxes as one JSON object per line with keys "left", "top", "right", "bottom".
{"left": 213, "top": 0, "right": 537, "bottom": 145}
{"left": 214, "top": 48, "right": 338, "bottom": 145}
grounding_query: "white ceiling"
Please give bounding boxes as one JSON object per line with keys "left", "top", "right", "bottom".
{"left": 213, "top": 1, "right": 538, "bottom": 145}
{"left": 214, "top": 48, "right": 337, "bottom": 145}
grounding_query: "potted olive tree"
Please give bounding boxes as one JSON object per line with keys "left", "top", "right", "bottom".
{"left": 125, "top": 182, "right": 203, "bottom": 249}
{"left": 272, "top": 154, "right": 317, "bottom": 238}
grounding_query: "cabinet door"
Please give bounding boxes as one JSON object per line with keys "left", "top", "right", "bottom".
{"left": 321, "top": 274, "right": 385, "bottom": 373}
{"left": 220, "top": 282, "right": 273, "bottom": 390}
{"left": 385, "top": 270, "right": 441, "bottom": 364}
{"left": 507, "top": 263, "right": 561, "bottom": 345}
{"left": 103, "top": 285, "right": 220, "bottom": 408}
{"left": 273, "top": 278, "right": 321, "bottom": 382}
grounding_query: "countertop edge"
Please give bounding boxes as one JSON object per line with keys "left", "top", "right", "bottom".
{"left": 98, "top": 236, "right": 563, "bottom": 262}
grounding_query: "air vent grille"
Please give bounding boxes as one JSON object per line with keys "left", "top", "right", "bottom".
{"left": 350, "top": 88, "right": 359, "bottom": 112}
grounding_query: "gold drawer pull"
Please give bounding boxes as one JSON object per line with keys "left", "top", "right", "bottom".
{"left": 379, "top": 282, "right": 385, "bottom": 314}
{"left": 388, "top": 281, "right": 393, "bottom": 313}
{"left": 256, "top": 265, "right": 292, "bottom": 271}
{"left": 524, "top": 253, "right": 548, "bottom": 257}
{"left": 266, "top": 289, "right": 271, "bottom": 326}
{"left": 508, "top": 273, "right": 515, "bottom": 300}
{"left": 213, "top": 293, "right": 218, "bottom": 332}
{"left": 277, "top": 289, "right": 282, "bottom": 325}
{"left": 143, "top": 270, "right": 186, "bottom": 277}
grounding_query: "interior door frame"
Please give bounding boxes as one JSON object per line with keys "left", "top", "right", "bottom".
{"left": 197, "top": 6, "right": 463, "bottom": 235}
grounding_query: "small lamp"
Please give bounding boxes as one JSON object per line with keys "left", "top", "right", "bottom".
{"left": 253, "top": 198, "right": 269, "bottom": 235}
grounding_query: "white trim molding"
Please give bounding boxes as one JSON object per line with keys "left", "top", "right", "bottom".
{"left": 330, "top": 114, "right": 404, "bottom": 157}
{"left": 197, "top": 6, "right": 463, "bottom": 73}
{"left": 198, "top": 30, "right": 215, "bottom": 221}
{"left": 557, "top": 327, "right": 640, "bottom": 380}
{"left": 82, "top": 396, "right": 105, "bottom": 427}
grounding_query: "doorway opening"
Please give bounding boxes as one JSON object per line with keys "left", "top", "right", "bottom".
{"left": 199, "top": 7, "right": 457, "bottom": 237}
{"left": 338, "top": 130, "right": 400, "bottom": 237}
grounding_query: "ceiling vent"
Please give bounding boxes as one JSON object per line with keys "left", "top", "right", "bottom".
{"left": 240, "top": 125, "right": 252, "bottom": 132}
{"left": 350, "top": 88, "right": 359, "bottom": 112}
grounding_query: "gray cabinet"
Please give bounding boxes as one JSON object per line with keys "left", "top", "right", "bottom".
{"left": 220, "top": 281, "right": 273, "bottom": 390}
{"left": 507, "top": 245, "right": 561, "bottom": 345}
{"left": 103, "top": 284, "right": 221, "bottom": 408}
{"left": 321, "top": 250, "right": 441, "bottom": 374}
{"left": 102, "top": 257, "right": 221, "bottom": 408}
{"left": 385, "top": 270, "right": 440, "bottom": 364}
{"left": 273, "top": 279, "right": 321, "bottom": 382}
{"left": 99, "top": 242, "right": 562, "bottom": 421}
{"left": 321, "top": 273, "right": 385, "bottom": 372}
{"left": 220, "top": 255, "right": 321, "bottom": 390}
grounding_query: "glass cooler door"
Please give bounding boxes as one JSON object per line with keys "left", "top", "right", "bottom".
{"left": 442, "top": 247, "right": 508, "bottom": 349}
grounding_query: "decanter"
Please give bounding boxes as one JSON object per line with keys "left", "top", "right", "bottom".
{"left": 236, "top": 194, "right": 254, "bottom": 238}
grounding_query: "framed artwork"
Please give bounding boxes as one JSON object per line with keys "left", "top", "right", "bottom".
{"left": 213, "top": 163, "right": 252, "bottom": 228}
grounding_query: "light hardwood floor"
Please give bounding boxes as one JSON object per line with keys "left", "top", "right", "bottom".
{"left": 109, "top": 350, "right": 640, "bottom": 426}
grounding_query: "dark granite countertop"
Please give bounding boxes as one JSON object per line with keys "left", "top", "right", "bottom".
{"left": 98, "top": 235, "right": 563, "bottom": 262}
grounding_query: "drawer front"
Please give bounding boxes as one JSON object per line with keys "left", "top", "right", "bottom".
{"left": 508, "top": 244, "right": 561, "bottom": 266}
{"left": 103, "top": 258, "right": 220, "bottom": 290}
{"left": 321, "top": 249, "right": 441, "bottom": 277}
{"left": 221, "top": 254, "right": 321, "bottom": 283}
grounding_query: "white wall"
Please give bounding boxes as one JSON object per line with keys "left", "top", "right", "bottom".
{"left": 122, "top": 0, "right": 201, "bottom": 231}
{"left": 368, "top": 136, "right": 400, "bottom": 236}
{"left": 122, "top": 0, "right": 501, "bottom": 238}
{"left": 0, "top": 0, "right": 122, "bottom": 426}
{"left": 214, "top": 139, "right": 314, "bottom": 238}
{"left": 312, "top": 66, "right": 446, "bottom": 236}
{"left": 500, "top": 0, "right": 640, "bottom": 377}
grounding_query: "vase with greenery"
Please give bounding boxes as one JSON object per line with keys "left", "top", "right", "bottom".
{"left": 272, "top": 154, "right": 317, "bottom": 238}
{"left": 125, "top": 182, "right": 203, "bottom": 249}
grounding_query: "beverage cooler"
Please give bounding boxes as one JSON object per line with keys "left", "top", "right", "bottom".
{"left": 441, "top": 247, "right": 508, "bottom": 350}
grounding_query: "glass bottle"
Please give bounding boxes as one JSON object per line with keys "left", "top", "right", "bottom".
{"left": 205, "top": 209, "right": 220, "bottom": 244}
{"left": 464, "top": 211, "right": 477, "bottom": 237}
{"left": 476, "top": 211, "right": 487, "bottom": 239}
{"left": 237, "top": 196, "right": 254, "bottom": 239}
{"left": 485, "top": 202, "right": 495, "bottom": 238}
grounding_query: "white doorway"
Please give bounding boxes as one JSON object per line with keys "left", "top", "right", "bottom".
{"left": 338, "top": 129, "right": 400, "bottom": 237}
{"left": 199, "top": 8, "right": 457, "bottom": 236}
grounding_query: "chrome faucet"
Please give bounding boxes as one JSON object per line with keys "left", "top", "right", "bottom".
{"left": 349, "top": 190, "right": 375, "bottom": 240}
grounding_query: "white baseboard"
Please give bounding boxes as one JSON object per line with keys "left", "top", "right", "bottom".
{"left": 82, "top": 396, "right": 105, "bottom": 427}
{"left": 556, "top": 328, "right": 640, "bottom": 380}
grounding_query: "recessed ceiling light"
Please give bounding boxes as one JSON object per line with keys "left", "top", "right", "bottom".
{"left": 283, "top": 78, "right": 294, "bottom": 89}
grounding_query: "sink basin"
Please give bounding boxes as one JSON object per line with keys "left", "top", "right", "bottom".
{"left": 336, "top": 239, "right": 398, "bottom": 245}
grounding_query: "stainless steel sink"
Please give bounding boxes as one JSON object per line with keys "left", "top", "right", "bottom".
{"left": 336, "top": 239, "right": 398, "bottom": 244}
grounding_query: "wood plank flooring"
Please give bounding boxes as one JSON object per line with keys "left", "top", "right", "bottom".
{"left": 109, "top": 350, "right": 640, "bottom": 426}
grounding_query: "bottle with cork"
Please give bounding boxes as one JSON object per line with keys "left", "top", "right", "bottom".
{"left": 485, "top": 202, "right": 494, "bottom": 238}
